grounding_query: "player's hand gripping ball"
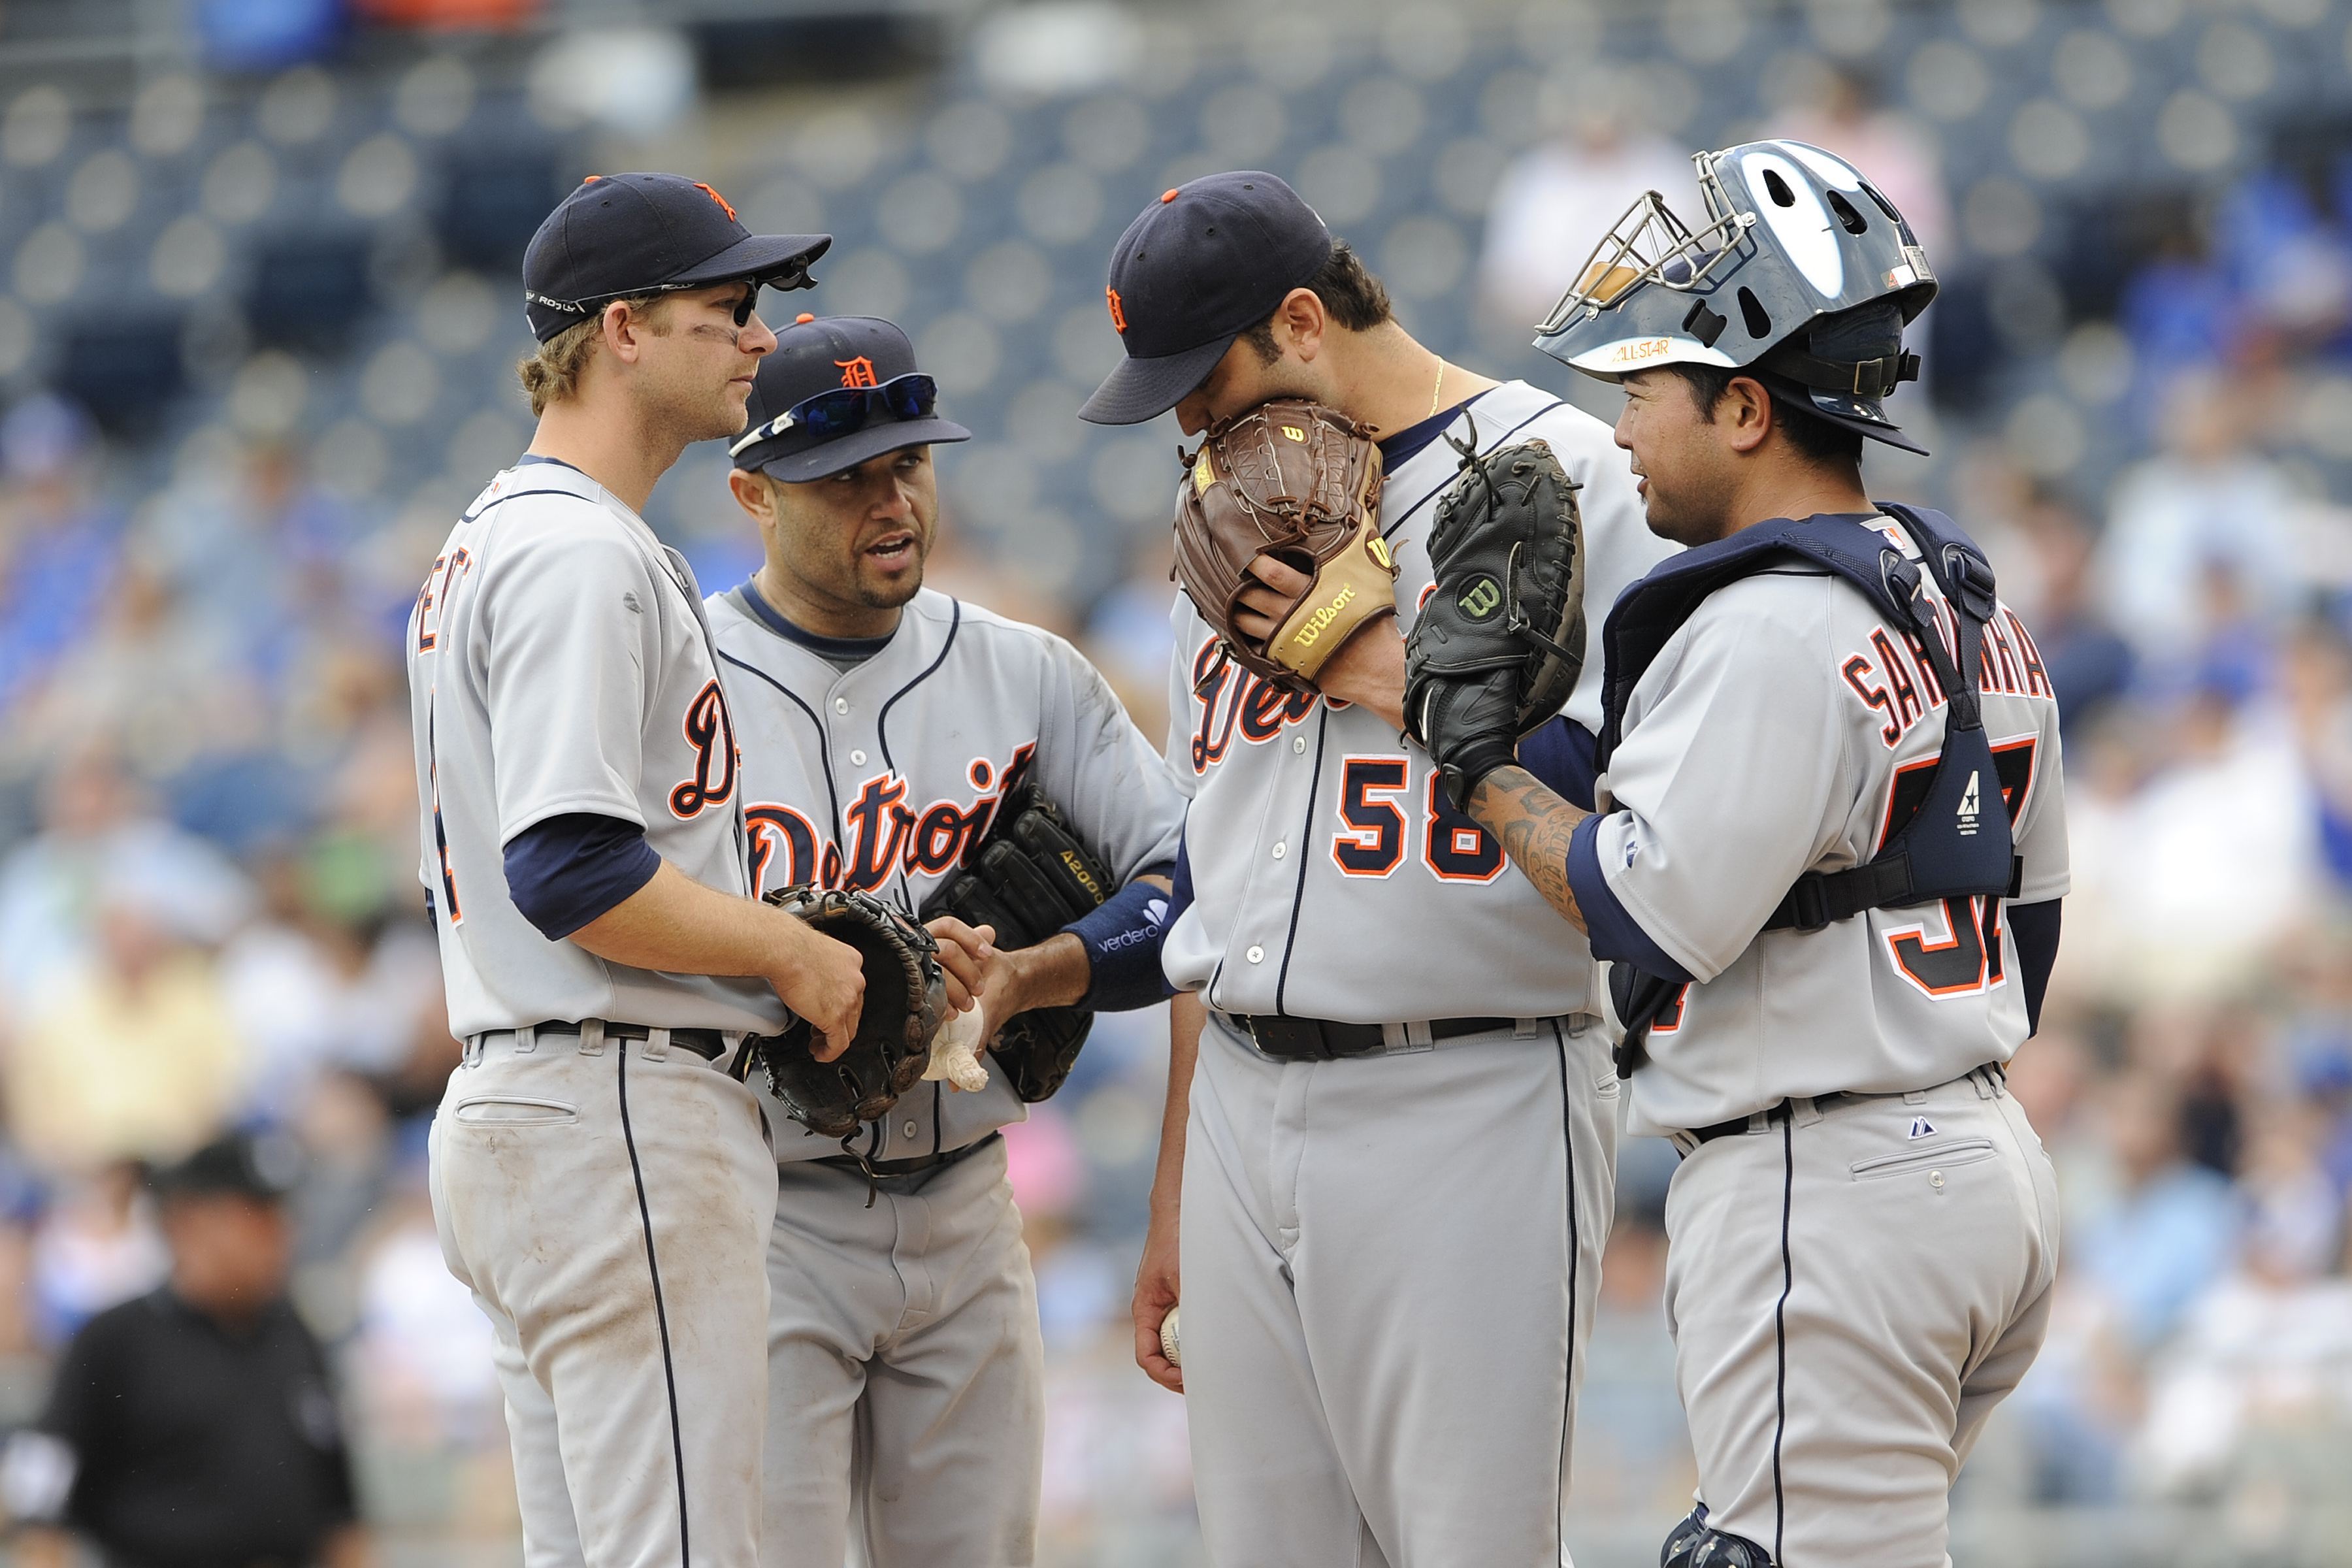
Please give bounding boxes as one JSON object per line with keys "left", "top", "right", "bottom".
{"left": 1173, "top": 399, "right": 1397, "bottom": 694}
{"left": 747, "top": 886, "right": 947, "bottom": 1139}
{"left": 1159, "top": 1305, "right": 1181, "bottom": 1369}
{"left": 1403, "top": 424, "right": 1586, "bottom": 814}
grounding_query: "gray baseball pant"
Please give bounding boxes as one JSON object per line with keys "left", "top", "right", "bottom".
{"left": 1180, "top": 1013, "right": 1618, "bottom": 1567}
{"left": 431, "top": 1028, "right": 777, "bottom": 1568}
{"left": 760, "top": 1134, "right": 1044, "bottom": 1568}
{"left": 1663, "top": 1065, "right": 2060, "bottom": 1568}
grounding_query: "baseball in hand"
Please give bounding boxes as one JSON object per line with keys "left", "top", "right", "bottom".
{"left": 923, "top": 1004, "right": 990, "bottom": 1092}
{"left": 1160, "top": 1304, "right": 1181, "bottom": 1367}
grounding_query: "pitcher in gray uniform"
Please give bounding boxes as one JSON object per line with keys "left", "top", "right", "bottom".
{"left": 1425, "top": 143, "right": 2068, "bottom": 1568}
{"left": 710, "top": 314, "right": 1186, "bottom": 1567}
{"left": 408, "top": 175, "right": 872, "bottom": 1568}
{"left": 1082, "top": 171, "right": 1675, "bottom": 1567}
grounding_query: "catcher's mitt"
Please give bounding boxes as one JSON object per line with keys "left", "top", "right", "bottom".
{"left": 1173, "top": 399, "right": 1398, "bottom": 694}
{"left": 1403, "top": 424, "right": 1587, "bottom": 815}
{"left": 743, "top": 885, "right": 947, "bottom": 1140}
{"left": 921, "top": 787, "right": 1113, "bottom": 1102}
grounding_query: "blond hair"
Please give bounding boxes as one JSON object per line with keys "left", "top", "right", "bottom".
{"left": 515, "top": 293, "right": 669, "bottom": 417}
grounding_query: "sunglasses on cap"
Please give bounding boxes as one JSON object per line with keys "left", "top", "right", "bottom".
{"left": 536, "top": 264, "right": 811, "bottom": 329}
{"left": 728, "top": 372, "right": 940, "bottom": 457}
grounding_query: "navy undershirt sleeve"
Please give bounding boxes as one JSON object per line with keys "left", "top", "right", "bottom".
{"left": 1566, "top": 813, "right": 1695, "bottom": 983}
{"left": 1064, "top": 861, "right": 1178, "bottom": 1012}
{"left": 2008, "top": 898, "right": 2061, "bottom": 1036}
{"left": 1517, "top": 717, "right": 1599, "bottom": 811}
{"left": 504, "top": 813, "right": 661, "bottom": 941}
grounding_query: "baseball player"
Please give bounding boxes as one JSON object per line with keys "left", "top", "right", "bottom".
{"left": 1084, "top": 171, "right": 1675, "bottom": 1565}
{"left": 407, "top": 175, "right": 896, "bottom": 1567}
{"left": 709, "top": 314, "right": 1186, "bottom": 1567}
{"left": 1418, "top": 142, "right": 2067, "bottom": 1567}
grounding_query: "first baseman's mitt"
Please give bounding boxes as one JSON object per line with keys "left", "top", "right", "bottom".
{"left": 744, "top": 885, "right": 947, "bottom": 1140}
{"left": 921, "top": 787, "right": 1114, "bottom": 1103}
{"left": 1173, "top": 399, "right": 1397, "bottom": 694}
{"left": 1403, "top": 423, "right": 1586, "bottom": 814}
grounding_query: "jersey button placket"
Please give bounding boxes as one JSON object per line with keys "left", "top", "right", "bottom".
{"left": 851, "top": 749, "right": 867, "bottom": 766}
{"left": 1246, "top": 945, "right": 1265, "bottom": 964}
{"left": 1271, "top": 842, "right": 1286, "bottom": 859}
{"left": 834, "top": 697, "right": 850, "bottom": 715}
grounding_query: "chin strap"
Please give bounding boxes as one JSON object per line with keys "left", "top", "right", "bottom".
{"left": 1765, "top": 346, "right": 1921, "bottom": 400}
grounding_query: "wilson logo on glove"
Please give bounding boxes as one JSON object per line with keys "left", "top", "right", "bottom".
{"left": 1458, "top": 578, "right": 1501, "bottom": 620}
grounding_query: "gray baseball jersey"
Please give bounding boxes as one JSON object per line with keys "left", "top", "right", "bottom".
{"left": 407, "top": 459, "right": 784, "bottom": 1038}
{"left": 1587, "top": 521, "right": 2069, "bottom": 1137}
{"left": 1165, "top": 384, "right": 1669, "bottom": 1566}
{"left": 705, "top": 583, "right": 1186, "bottom": 1164}
{"left": 1161, "top": 379, "right": 1676, "bottom": 1019}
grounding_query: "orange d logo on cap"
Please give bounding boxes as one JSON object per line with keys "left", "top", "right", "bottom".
{"left": 835, "top": 357, "right": 878, "bottom": 388}
{"left": 1106, "top": 287, "right": 1128, "bottom": 334}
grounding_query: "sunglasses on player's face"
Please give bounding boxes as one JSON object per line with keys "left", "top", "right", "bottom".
{"left": 728, "top": 374, "right": 939, "bottom": 456}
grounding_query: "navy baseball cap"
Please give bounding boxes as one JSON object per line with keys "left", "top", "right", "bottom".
{"left": 153, "top": 1133, "right": 299, "bottom": 1203}
{"left": 523, "top": 172, "right": 832, "bottom": 342}
{"left": 1079, "top": 171, "right": 1335, "bottom": 426}
{"left": 729, "top": 316, "right": 971, "bottom": 483}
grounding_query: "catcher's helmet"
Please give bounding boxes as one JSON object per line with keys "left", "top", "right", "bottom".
{"left": 1533, "top": 140, "right": 1936, "bottom": 453}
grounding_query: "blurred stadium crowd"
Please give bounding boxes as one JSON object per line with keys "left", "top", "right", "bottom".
{"left": 6, "top": 0, "right": 2352, "bottom": 1561}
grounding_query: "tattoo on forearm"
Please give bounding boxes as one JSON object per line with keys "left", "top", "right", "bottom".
{"left": 1469, "top": 766, "right": 1590, "bottom": 932}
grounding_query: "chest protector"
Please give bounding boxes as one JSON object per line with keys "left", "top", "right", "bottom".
{"left": 1599, "top": 504, "right": 2019, "bottom": 1075}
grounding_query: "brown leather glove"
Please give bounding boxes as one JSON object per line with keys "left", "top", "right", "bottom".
{"left": 1173, "top": 398, "right": 1398, "bottom": 694}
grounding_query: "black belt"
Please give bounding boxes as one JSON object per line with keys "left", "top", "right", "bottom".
{"left": 1223, "top": 1012, "right": 1519, "bottom": 1060}
{"left": 1687, "top": 1065, "right": 2003, "bottom": 1145}
{"left": 487, "top": 1020, "right": 726, "bottom": 1061}
{"left": 819, "top": 1130, "right": 1000, "bottom": 1180}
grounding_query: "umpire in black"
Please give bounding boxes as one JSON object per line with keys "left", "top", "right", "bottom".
{"left": 2, "top": 1135, "right": 372, "bottom": 1568}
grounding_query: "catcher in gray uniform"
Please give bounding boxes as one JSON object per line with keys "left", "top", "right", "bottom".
{"left": 1084, "top": 171, "right": 1675, "bottom": 1568}
{"left": 711, "top": 314, "right": 1185, "bottom": 1568}
{"left": 1409, "top": 141, "right": 2068, "bottom": 1568}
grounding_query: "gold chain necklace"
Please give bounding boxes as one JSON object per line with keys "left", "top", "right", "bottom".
{"left": 1429, "top": 357, "right": 1446, "bottom": 417}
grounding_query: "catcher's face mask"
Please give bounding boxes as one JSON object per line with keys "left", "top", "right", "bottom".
{"left": 1533, "top": 140, "right": 1939, "bottom": 452}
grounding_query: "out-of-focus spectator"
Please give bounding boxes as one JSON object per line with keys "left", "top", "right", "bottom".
{"left": 3, "top": 1136, "right": 372, "bottom": 1568}
{"left": 2132, "top": 1107, "right": 2352, "bottom": 1494}
{"left": 2073, "top": 1073, "right": 2241, "bottom": 1353}
{"left": 26, "top": 1167, "right": 167, "bottom": 1350}
{"left": 1082, "top": 531, "right": 1177, "bottom": 749}
{"left": 219, "top": 841, "right": 448, "bottom": 1125}
{"left": 4, "top": 878, "right": 247, "bottom": 1177}
{"left": 1477, "top": 70, "right": 1692, "bottom": 331}
{"left": 0, "top": 749, "right": 254, "bottom": 1017}
{"left": 0, "top": 397, "right": 124, "bottom": 723}
{"left": 1767, "top": 65, "right": 1950, "bottom": 259}
{"left": 2097, "top": 371, "right": 2304, "bottom": 666}
{"left": 2010, "top": 488, "right": 2135, "bottom": 742}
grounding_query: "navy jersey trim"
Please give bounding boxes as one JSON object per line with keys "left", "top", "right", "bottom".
{"left": 1380, "top": 397, "right": 1569, "bottom": 543}
{"left": 1376, "top": 388, "right": 1493, "bottom": 472}
{"left": 615, "top": 1047, "right": 693, "bottom": 1564}
{"left": 1273, "top": 706, "right": 1331, "bottom": 1016}
{"left": 1518, "top": 717, "right": 1599, "bottom": 811}
{"left": 875, "top": 598, "right": 962, "bottom": 776}
{"left": 1551, "top": 1019, "right": 1579, "bottom": 1566}
{"left": 504, "top": 813, "right": 661, "bottom": 940}
{"left": 1567, "top": 815, "right": 1695, "bottom": 983}
{"left": 2010, "top": 898, "right": 2061, "bottom": 1035}
{"left": 736, "top": 578, "right": 897, "bottom": 664}
{"left": 717, "top": 648, "right": 843, "bottom": 866}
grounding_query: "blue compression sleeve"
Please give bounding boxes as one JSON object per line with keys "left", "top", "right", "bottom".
{"left": 1518, "top": 717, "right": 1599, "bottom": 811}
{"left": 1566, "top": 814, "right": 1695, "bottom": 983}
{"left": 1064, "top": 863, "right": 1178, "bottom": 1012}
{"left": 504, "top": 813, "right": 661, "bottom": 941}
{"left": 2008, "top": 898, "right": 2061, "bottom": 1036}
